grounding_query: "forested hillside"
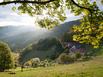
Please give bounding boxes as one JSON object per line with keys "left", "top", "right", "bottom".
{"left": 20, "top": 38, "right": 64, "bottom": 63}
{"left": 0, "top": 20, "right": 80, "bottom": 51}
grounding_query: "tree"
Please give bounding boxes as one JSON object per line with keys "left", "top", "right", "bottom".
{"left": 0, "top": 0, "right": 103, "bottom": 47}
{"left": 0, "top": 42, "right": 13, "bottom": 72}
{"left": 72, "top": 2, "right": 103, "bottom": 48}
{"left": 12, "top": 52, "right": 20, "bottom": 69}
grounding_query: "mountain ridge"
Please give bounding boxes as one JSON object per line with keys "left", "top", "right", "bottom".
{"left": 0, "top": 20, "right": 80, "bottom": 51}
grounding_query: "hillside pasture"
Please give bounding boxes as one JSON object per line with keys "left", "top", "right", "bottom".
{"left": 0, "top": 56, "right": 103, "bottom": 77}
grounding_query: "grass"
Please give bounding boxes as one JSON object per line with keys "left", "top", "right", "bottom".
{"left": 0, "top": 56, "right": 103, "bottom": 77}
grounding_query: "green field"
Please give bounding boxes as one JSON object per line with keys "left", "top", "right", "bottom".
{"left": 0, "top": 56, "right": 103, "bottom": 77}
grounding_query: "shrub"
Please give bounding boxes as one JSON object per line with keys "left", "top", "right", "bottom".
{"left": 82, "top": 56, "right": 91, "bottom": 61}
{"left": 31, "top": 58, "right": 40, "bottom": 68}
{"left": 58, "top": 53, "right": 75, "bottom": 64}
{"left": 39, "top": 59, "right": 50, "bottom": 67}
{"left": 24, "top": 60, "right": 32, "bottom": 67}
{"left": 24, "top": 58, "right": 40, "bottom": 68}
{"left": 75, "top": 52, "right": 82, "bottom": 59}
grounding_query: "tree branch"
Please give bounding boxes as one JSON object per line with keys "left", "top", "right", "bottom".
{"left": 71, "top": 0, "right": 92, "bottom": 12}
{"left": 70, "top": 0, "right": 94, "bottom": 25}
{"left": 0, "top": 0, "right": 55, "bottom": 5}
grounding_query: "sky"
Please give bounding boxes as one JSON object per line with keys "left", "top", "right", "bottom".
{"left": 0, "top": 4, "right": 36, "bottom": 27}
{"left": 0, "top": 0, "right": 102, "bottom": 27}
{"left": 0, "top": 3, "right": 81, "bottom": 27}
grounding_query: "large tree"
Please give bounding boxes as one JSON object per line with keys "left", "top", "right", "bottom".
{"left": 0, "top": 42, "right": 13, "bottom": 72}
{"left": 0, "top": 0, "right": 103, "bottom": 47}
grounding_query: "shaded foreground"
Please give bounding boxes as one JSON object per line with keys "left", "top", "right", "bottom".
{"left": 0, "top": 56, "right": 103, "bottom": 77}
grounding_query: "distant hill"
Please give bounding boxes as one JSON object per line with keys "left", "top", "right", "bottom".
{"left": 20, "top": 38, "right": 64, "bottom": 63}
{"left": 0, "top": 26, "right": 52, "bottom": 50}
{"left": 51, "top": 20, "right": 80, "bottom": 37}
{"left": 19, "top": 20, "right": 81, "bottom": 63}
{"left": 0, "top": 20, "right": 80, "bottom": 51}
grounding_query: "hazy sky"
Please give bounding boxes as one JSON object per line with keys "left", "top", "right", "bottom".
{"left": 0, "top": 4, "right": 35, "bottom": 27}
{"left": 0, "top": 4, "right": 81, "bottom": 27}
{"left": 0, "top": 0, "right": 102, "bottom": 27}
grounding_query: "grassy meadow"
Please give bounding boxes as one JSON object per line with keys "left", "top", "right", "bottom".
{"left": 0, "top": 56, "right": 103, "bottom": 77}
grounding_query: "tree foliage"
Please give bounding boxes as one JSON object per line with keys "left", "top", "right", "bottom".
{"left": 0, "top": 0, "right": 103, "bottom": 47}
{"left": 73, "top": 2, "right": 103, "bottom": 48}
{"left": 0, "top": 42, "right": 13, "bottom": 72}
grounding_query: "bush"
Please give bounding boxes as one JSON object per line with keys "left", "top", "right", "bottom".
{"left": 24, "top": 58, "right": 40, "bottom": 68}
{"left": 58, "top": 53, "right": 75, "bottom": 64}
{"left": 24, "top": 60, "right": 32, "bottom": 67}
{"left": 82, "top": 56, "right": 91, "bottom": 61}
{"left": 31, "top": 58, "right": 40, "bottom": 68}
{"left": 39, "top": 59, "right": 50, "bottom": 67}
{"left": 75, "top": 52, "right": 82, "bottom": 59}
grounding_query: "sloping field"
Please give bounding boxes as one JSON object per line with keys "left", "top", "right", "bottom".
{"left": 0, "top": 56, "right": 103, "bottom": 77}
